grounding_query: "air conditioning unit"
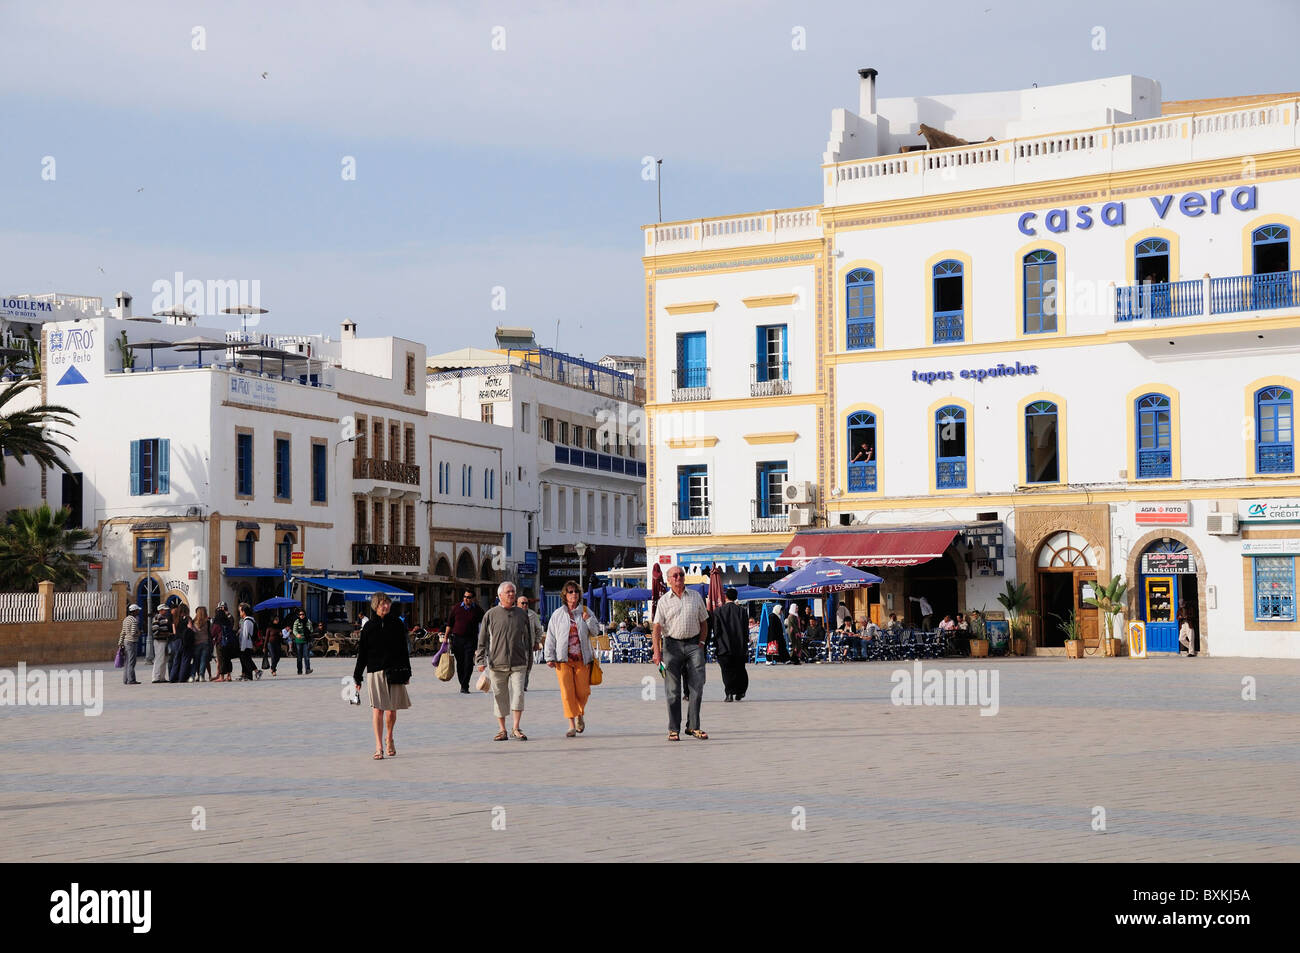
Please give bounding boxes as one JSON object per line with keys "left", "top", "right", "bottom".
{"left": 788, "top": 504, "right": 814, "bottom": 527}
{"left": 1206, "top": 513, "right": 1239, "bottom": 536}
{"left": 783, "top": 480, "right": 815, "bottom": 504}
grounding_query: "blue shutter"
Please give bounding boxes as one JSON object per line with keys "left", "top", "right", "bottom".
{"left": 158, "top": 439, "right": 170, "bottom": 494}
{"left": 780, "top": 325, "right": 788, "bottom": 379}
{"left": 677, "top": 467, "right": 689, "bottom": 513}
{"left": 755, "top": 328, "right": 766, "bottom": 382}
{"left": 506, "top": 532, "right": 512, "bottom": 557}
{"left": 130, "top": 440, "right": 141, "bottom": 495}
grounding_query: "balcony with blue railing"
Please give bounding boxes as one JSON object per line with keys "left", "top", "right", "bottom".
{"left": 936, "top": 460, "right": 966, "bottom": 490}
{"left": 1258, "top": 443, "right": 1295, "bottom": 474}
{"left": 671, "top": 367, "right": 710, "bottom": 402}
{"left": 846, "top": 320, "right": 875, "bottom": 350}
{"left": 1137, "top": 448, "right": 1173, "bottom": 479}
{"left": 1116, "top": 271, "right": 1300, "bottom": 323}
{"left": 750, "top": 361, "right": 792, "bottom": 397}
{"left": 551, "top": 444, "right": 645, "bottom": 478}
{"left": 933, "top": 311, "right": 964, "bottom": 343}
{"left": 848, "top": 461, "right": 877, "bottom": 493}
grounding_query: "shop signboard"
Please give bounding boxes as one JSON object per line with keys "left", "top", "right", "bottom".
{"left": 1135, "top": 502, "right": 1190, "bottom": 525}
{"left": 1240, "top": 539, "right": 1300, "bottom": 556}
{"left": 1239, "top": 499, "right": 1300, "bottom": 523}
{"left": 1140, "top": 551, "right": 1197, "bottom": 575}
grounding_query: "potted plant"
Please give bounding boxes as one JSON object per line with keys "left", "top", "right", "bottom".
{"left": 1058, "top": 609, "right": 1085, "bottom": 658}
{"left": 968, "top": 606, "right": 989, "bottom": 658}
{"left": 996, "top": 580, "right": 1036, "bottom": 656}
{"left": 1083, "top": 574, "right": 1129, "bottom": 657}
{"left": 116, "top": 330, "right": 135, "bottom": 373}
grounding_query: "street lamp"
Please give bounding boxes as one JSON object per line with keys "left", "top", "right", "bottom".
{"left": 575, "top": 541, "right": 587, "bottom": 594}
{"left": 142, "top": 539, "right": 158, "bottom": 658}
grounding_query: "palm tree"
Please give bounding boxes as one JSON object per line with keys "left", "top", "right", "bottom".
{"left": 0, "top": 504, "right": 93, "bottom": 591}
{"left": 996, "top": 579, "right": 1036, "bottom": 650}
{"left": 0, "top": 359, "right": 78, "bottom": 484}
{"left": 1083, "top": 574, "right": 1129, "bottom": 645}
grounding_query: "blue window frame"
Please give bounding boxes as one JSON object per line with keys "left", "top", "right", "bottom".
{"left": 1023, "top": 250, "right": 1058, "bottom": 334}
{"left": 466, "top": 465, "right": 473, "bottom": 497}
{"left": 129, "top": 438, "right": 169, "bottom": 495}
{"left": 754, "top": 325, "right": 788, "bottom": 382}
{"left": 675, "top": 332, "right": 707, "bottom": 389}
{"left": 755, "top": 461, "right": 788, "bottom": 517}
{"left": 134, "top": 536, "right": 166, "bottom": 570}
{"left": 505, "top": 532, "right": 512, "bottom": 557}
{"left": 276, "top": 533, "right": 293, "bottom": 568}
{"left": 1253, "top": 556, "right": 1296, "bottom": 622}
{"left": 235, "top": 433, "right": 253, "bottom": 496}
{"left": 1135, "top": 393, "right": 1172, "bottom": 479}
{"left": 846, "top": 268, "right": 876, "bottom": 350}
{"left": 1256, "top": 386, "right": 1295, "bottom": 474}
{"left": 932, "top": 260, "right": 964, "bottom": 343}
{"left": 847, "top": 411, "right": 876, "bottom": 492}
{"left": 935, "top": 405, "right": 967, "bottom": 489}
{"left": 236, "top": 532, "right": 256, "bottom": 567}
{"left": 1252, "top": 224, "right": 1290, "bottom": 273}
{"left": 311, "top": 442, "right": 327, "bottom": 503}
{"left": 676, "top": 465, "right": 709, "bottom": 518}
{"left": 1025, "top": 400, "right": 1060, "bottom": 483}
{"left": 275, "top": 437, "right": 291, "bottom": 499}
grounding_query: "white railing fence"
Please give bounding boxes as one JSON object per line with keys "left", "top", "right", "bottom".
{"left": 53, "top": 591, "right": 118, "bottom": 622}
{"left": 0, "top": 593, "right": 42, "bottom": 625}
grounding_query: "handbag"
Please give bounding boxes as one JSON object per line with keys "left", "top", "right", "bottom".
{"left": 113, "top": 647, "right": 124, "bottom": 669}
{"left": 435, "top": 650, "right": 455, "bottom": 682}
{"left": 588, "top": 655, "right": 603, "bottom": 686}
{"left": 385, "top": 664, "right": 412, "bottom": 686}
{"left": 766, "top": 640, "right": 778, "bottom": 657}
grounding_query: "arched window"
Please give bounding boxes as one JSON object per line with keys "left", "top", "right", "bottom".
{"left": 846, "top": 268, "right": 876, "bottom": 350}
{"left": 1023, "top": 250, "right": 1058, "bottom": 333}
{"left": 1024, "top": 400, "right": 1059, "bottom": 483}
{"left": 1251, "top": 225, "right": 1293, "bottom": 309}
{"left": 847, "top": 411, "right": 877, "bottom": 492}
{"left": 932, "top": 260, "right": 964, "bottom": 343}
{"left": 134, "top": 576, "right": 161, "bottom": 611}
{"left": 1256, "top": 386, "right": 1295, "bottom": 474}
{"left": 935, "top": 405, "right": 967, "bottom": 489}
{"left": 1135, "top": 393, "right": 1172, "bottom": 479}
{"left": 276, "top": 533, "right": 293, "bottom": 568}
{"left": 1036, "top": 531, "right": 1096, "bottom": 567}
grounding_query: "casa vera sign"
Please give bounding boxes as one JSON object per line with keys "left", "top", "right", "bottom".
{"left": 1017, "top": 186, "right": 1258, "bottom": 236}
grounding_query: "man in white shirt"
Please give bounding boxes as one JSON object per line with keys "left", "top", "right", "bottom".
{"left": 908, "top": 594, "right": 935, "bottom": 632}
{"left": 652, "top": 566, "right": 710, "bottom": 741}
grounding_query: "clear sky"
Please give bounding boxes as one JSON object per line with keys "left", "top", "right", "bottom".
{"left": 2, "top": 0, "right": 1297, "bottom": 360}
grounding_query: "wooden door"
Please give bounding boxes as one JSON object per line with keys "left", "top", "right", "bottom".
{"left": 1076, "top": 570, "right": 1100, "bottom": 646}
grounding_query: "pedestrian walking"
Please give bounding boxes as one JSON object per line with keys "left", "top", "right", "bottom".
{"left": 516, "top": 594, "right": 545, "bottom": 691}
{"left": 168, "top": 604, "right": 190, "bottom": 682}
{"left": 1178, "top": 601, "right": 1198, "bottom": 657}
{"left": 237, "top": 603, "right": 260, "bottom": 680}
{"left": 178, "top": 608, "right": 197, "bottom": 682}
{"left": 712, "top": 587, "right": 749, "bottom": 702}
{"left": 191, "top": 606, "right": 212, "bottom": 681}
{"left": 908, "top": 594, "right": 935, "bottom": 632}
{"left": 213, "top": 602, "right": 235, "bottom": 681}
{"left": 544, "top": 581, "right": 597, "bottom": 738}
{"left": 291, "top": 608, "right": 314, "bottom": 674}
{"left": 785, "top": 605, "right": 804, "bottom": 664}
{"left": 151, "top": 605, "right": 173, "bottom": 683}
{"left": 264, "top": 616, "right": 284, "bottom": 676}
{"left": 444, "top": 588, "right": 485, "bottom": 695}
{"left": 651, "top": 565, "right": 711, "bottom": 741}
{"left": 352, "top": 592, "right": 411, "bottom": 759}
{"left": 475, "top": 581, "right": 533, "bottom": 741}
{"left": 118, "top": 604, "right": 141, "bottom": 685}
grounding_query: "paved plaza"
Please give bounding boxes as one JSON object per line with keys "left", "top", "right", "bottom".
{"left": 2, "top": 655, "right": 1298, "bottom": 862}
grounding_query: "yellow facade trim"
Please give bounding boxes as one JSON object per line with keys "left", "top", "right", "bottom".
{"left": 1125, "top": 382, "right": 1182, "bottom": 483}
{"left": 742, "top": 294, "right": 799, "bottom": 308}
{"left": 1015, "top": 391, "right": 1069, "bottom": 487}
{"left": 1124, "top": 227, "right": 1181, "bottom": 285}
{"left": 665, "top": 436, "right": 719, "bottom": 449}
{"left": 1243, "top": 374, "right": 1300, "bottom": 479}
{"left": 647, "top": 532, "right": 794, "bottom": 549}
{"left": 838, "top": 402, "right": 884, "bottom": 498}
{"left": 928, "top": 396, "right": 975, "bottom": 495}
{"left": 834, "top": 257, "right": 885, "bottom": 353}
{"left": 663, "top": 301, "right": 719, "bottom": 315}
{"left": 1012, "top": 237, "right": 1067, "bottom": 340}
{"left": 1240, "top": 212, "right": 1300, "bottom": 276}
{"left": 924, "top": 250, "right": 974, "bottom": 347}
{"left": 644, "top": 238, "right": 826, "bottom": 273}
{"left": 824, "top": 482, "right": 1300, "bottom": 513}
{"left": 743, "top": 431, "right": 801, "bottom": 445}
{"left": 645, "top": 392, "right": 826, "bottom": 414}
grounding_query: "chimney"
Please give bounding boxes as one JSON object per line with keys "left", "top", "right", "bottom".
{"left": 341, "top": 320, "right": 357, "bottom": 340}
{"left": 858, "top": 67, "right": 878, "bottom": 116}
{"left": 115, "top": 291, "right": 132, "bottom": 318}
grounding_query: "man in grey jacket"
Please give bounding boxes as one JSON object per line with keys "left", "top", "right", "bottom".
{"left": 476, "top": 582, "right": 534, "bottom": 740}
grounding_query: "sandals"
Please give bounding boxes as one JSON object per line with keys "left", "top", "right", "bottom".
{"left": 512, "top": 730, "right": 528, "bottom": 741}
{"left": 386, "top": 740, "right": 396, "bottom": 757}
{"left": 565, "top": 728, "right": 577, "bottom": 738}
{"left": 372, "top": 751, "right": 384, "bottom": 760}
{"left": 576, "top": 714, "right": 585, "bottom": 734}
{"left": 686, "top": 728, "right": 709, "bottom": 740}
{"left": 667, "top": 730, "right": 680, "bottom": 741}
{"left": 493, "top": 730, "right": 508, "bottom": 741}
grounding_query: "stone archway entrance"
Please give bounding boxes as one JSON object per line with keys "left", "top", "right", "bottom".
{"left": 1035, "top": 531, "right": 1100, "bottom": 648}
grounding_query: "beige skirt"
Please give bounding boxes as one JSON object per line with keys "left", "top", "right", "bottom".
{"left": 366, "top": 671, "right": 411, "bottom": 711}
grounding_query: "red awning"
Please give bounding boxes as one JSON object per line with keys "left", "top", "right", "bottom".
{"left": 777, "top": 529, "right": 958, "bottom": 568}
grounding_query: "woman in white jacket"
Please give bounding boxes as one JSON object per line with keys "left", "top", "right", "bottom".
{"left": 545, "top": 580, "right": 597, "bottom": 738}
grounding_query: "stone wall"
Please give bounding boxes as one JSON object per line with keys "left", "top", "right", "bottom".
{"left": 0, "top": 581, "right": 128, "bottom": 667}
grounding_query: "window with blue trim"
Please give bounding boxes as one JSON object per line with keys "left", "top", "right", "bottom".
{"left": 847, "top": 411, "right": 876, "bottom": 492}
{"left": 235, "top": 432, "right": 253, "bottom": 497}
{"left": 935, "top": 406, "right": 967, "bottom": 489}
{"left": 932, "top": 260, "right": 964, "bottom": 343}
{"left": 134, "top": 536, "right": 166, "bottom": 570}
{"left": 754, "top": 325, "right": 788, "bottom": 382}
{"left": 311, "top": 442, "right": 327, "bottom": 503}
{"left": 1135, "top": 238, "right": 1170, "bottom": 284}
{"left": 1256, "top": 386, "right": 1294, "bottom": 474}
{"left": 754, "top": 461, "right": 788, "bottom": 518}
{"left": 1253, "top": 556, "right": 1296, "bottom": 622}
{"left": 1135, "top": 393, "right": 1172, "bottom": 479}
{"left": 237, "top": 532, "right": 256, "bottom": 567}
{"left": 1023, "top": 250, "right": 1058, "bottom": 333}
{"left": 129, "top": 438, "right": 169, "bottom": 495}
{"left": 1025, "top": 401, "right": 1059, "bottom": 483}
{"left": 275, "top": 437, "right": 291, "bottom": 499}
{"left": 675, "top": 332, "right": 707, "bottom": 390}
{"left": 1252, "top": 224, "right": 1290, "bottom": 274}
{"left": 846, "top": 269, "right": 875, "bottom": 350}
{"left": 676, "top": 465, "right": 709, "bottom": 519}
{"left": 505, "top": 532, "right": 512, "bottom": 557}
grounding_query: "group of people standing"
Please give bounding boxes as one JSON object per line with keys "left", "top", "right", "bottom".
{"left": 117, "top": 600, "right": 317, "bottom": 684}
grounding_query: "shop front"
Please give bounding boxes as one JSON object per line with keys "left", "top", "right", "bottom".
{"left": 1134, "top": 540, "right": 1199, "bottom": 653}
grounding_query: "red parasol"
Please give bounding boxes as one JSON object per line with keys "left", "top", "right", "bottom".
{"left": 706, "top": 564, "right": 725, "bottom": 612}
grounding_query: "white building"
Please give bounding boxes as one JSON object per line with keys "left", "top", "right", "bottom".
{"left": 427, "top": 340, "right": 646, "bottom": 614}
{"left": 644, "top": 72, "right": 1300, "bottom": 657}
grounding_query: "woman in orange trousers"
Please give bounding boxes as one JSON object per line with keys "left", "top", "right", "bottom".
{"left": 544, "top": 580, "right": 597, "bottom": 738}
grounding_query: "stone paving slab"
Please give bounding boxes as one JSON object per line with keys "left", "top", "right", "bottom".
{"left": 1, "top": 656, "right": 1297, "bottom": 862}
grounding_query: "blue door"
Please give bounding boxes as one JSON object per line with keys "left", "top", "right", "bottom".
{"left": 1141, "top": 575, "right": 1179, "bottom": 652}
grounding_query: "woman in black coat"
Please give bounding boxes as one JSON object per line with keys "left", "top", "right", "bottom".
{"left": 352, "top": 593, "right": 412, "bottom": 760}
